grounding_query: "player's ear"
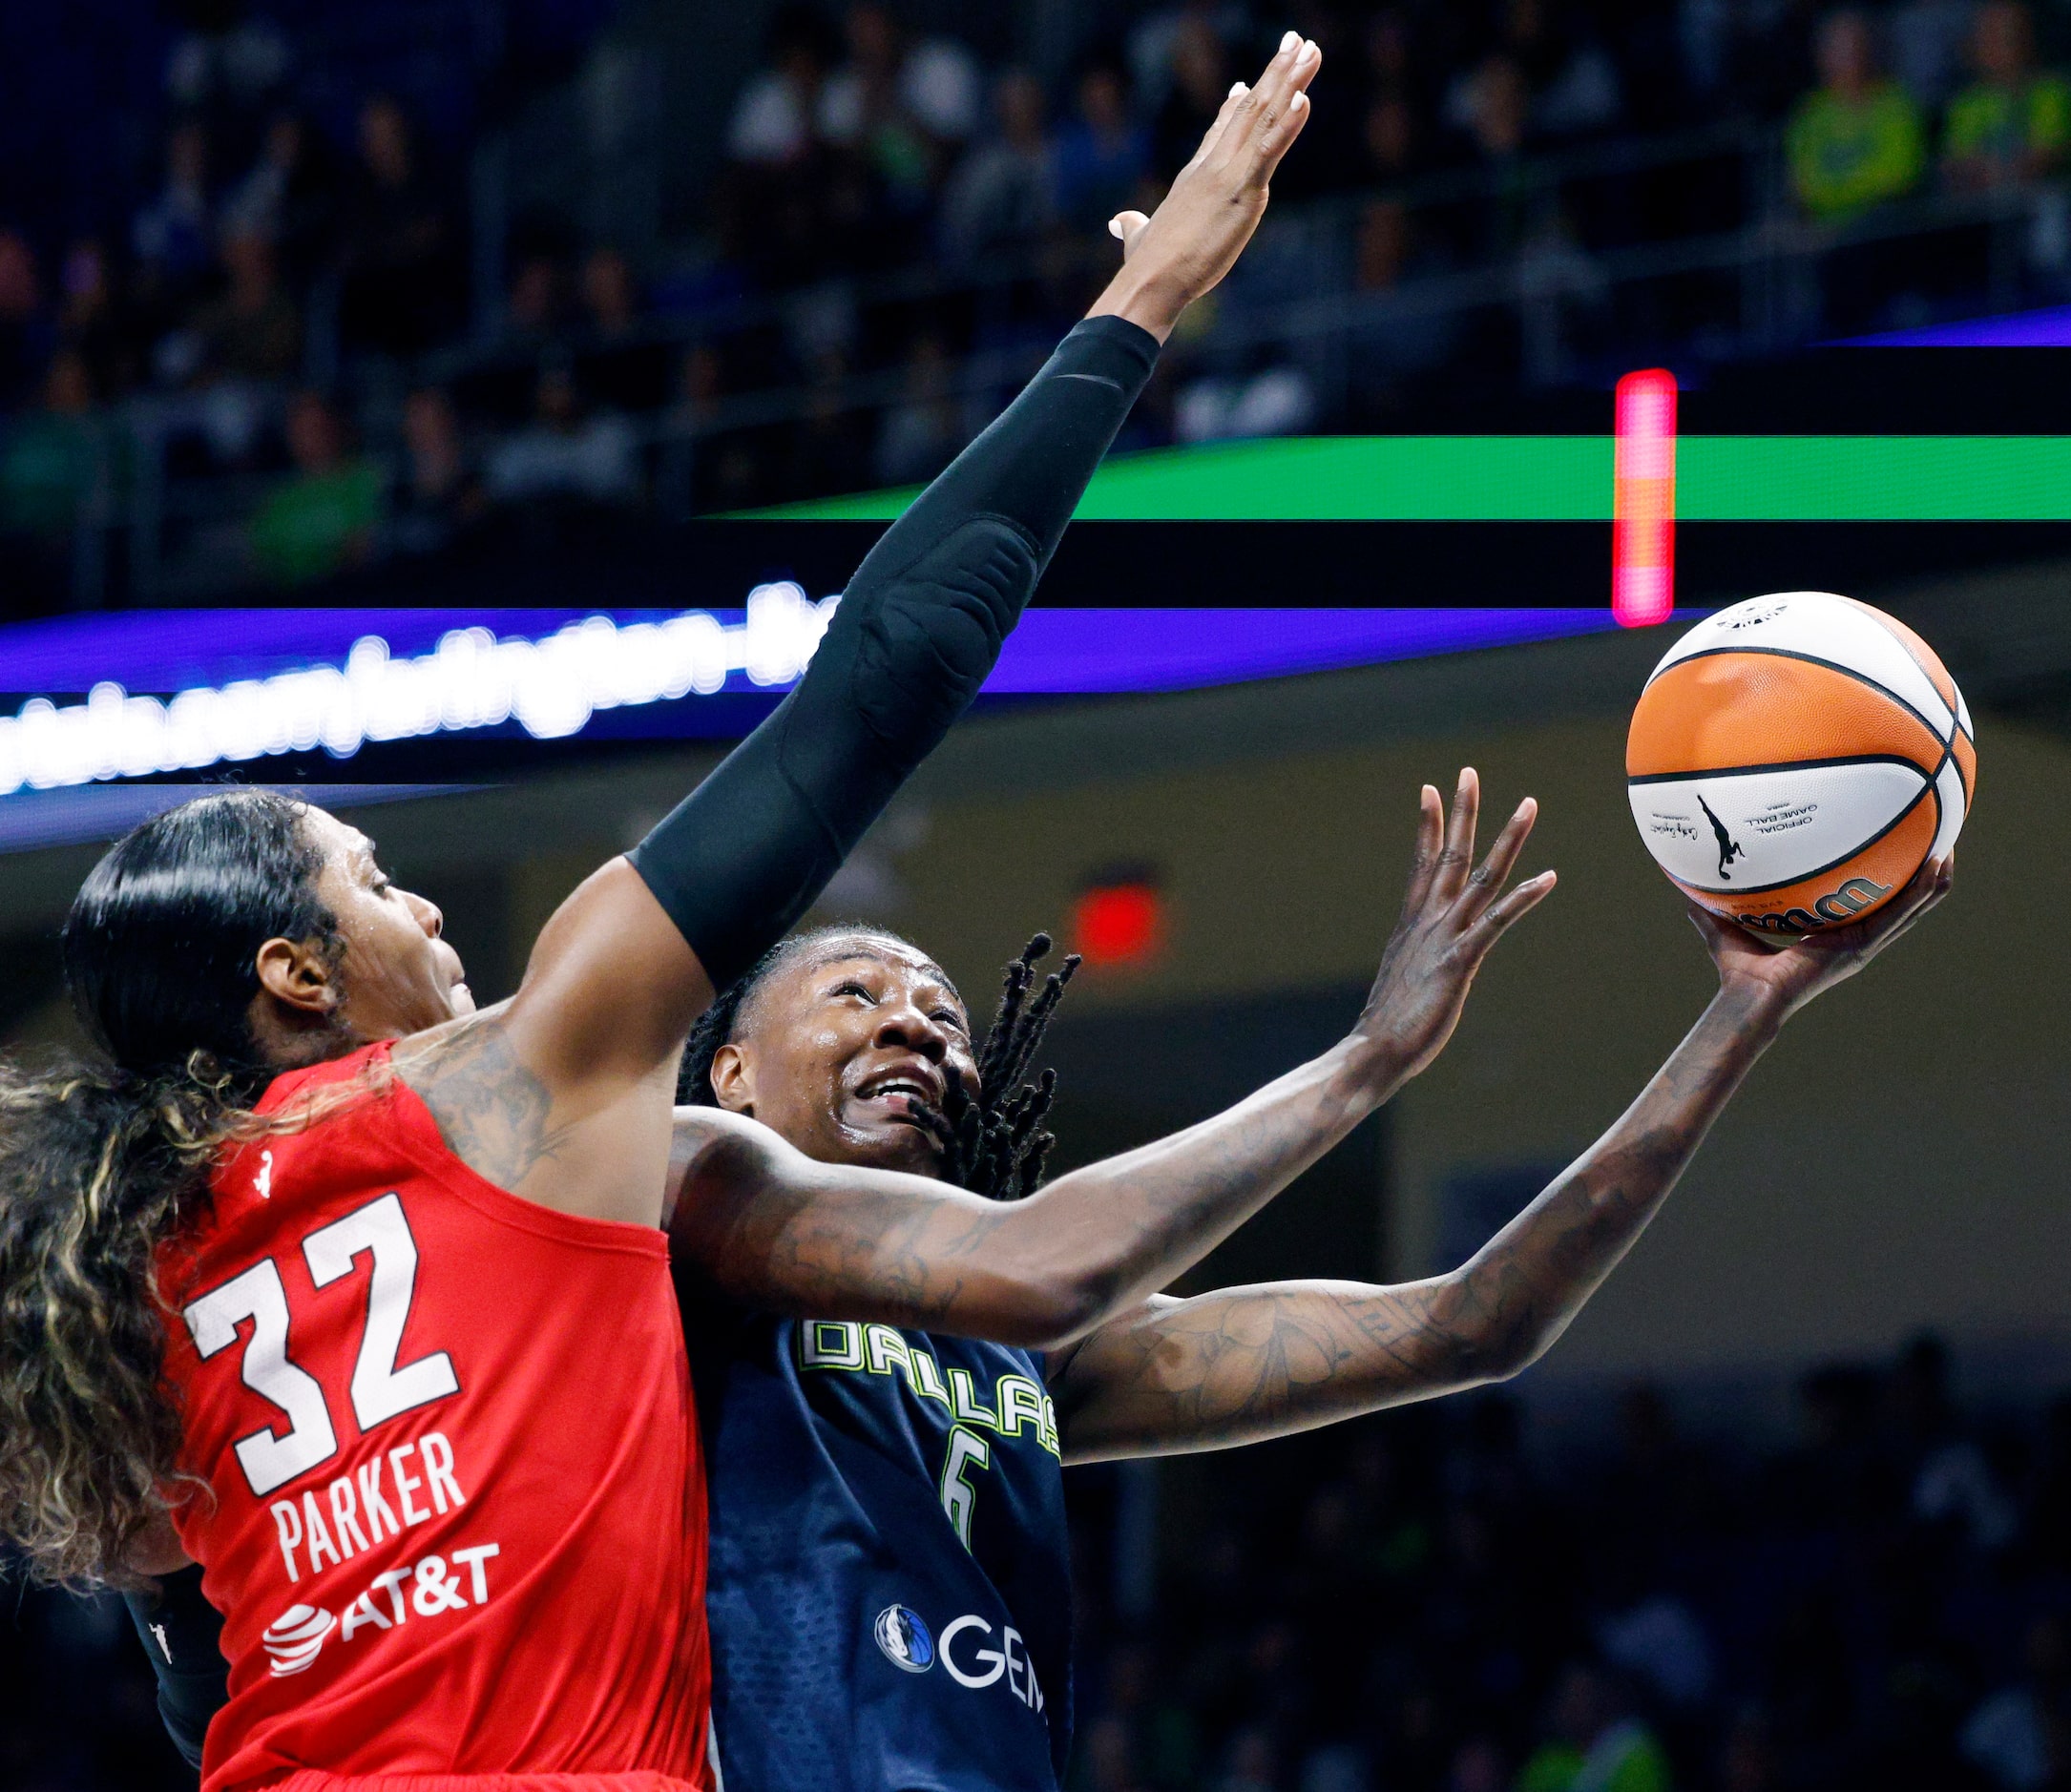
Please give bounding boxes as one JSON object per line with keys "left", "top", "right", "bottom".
{"left": 708, "top": 1042, "right": 756, "bottom": 1115}
{"left": 253, "top": 934, "right": 340, "bottom": 1019}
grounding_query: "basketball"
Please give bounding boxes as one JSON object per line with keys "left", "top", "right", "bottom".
{"left": 1625, "top": 593, "right": 1975, "bottom": 937}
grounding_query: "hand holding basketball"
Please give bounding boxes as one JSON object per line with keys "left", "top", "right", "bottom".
{"left": 1689, "top": 850, "right": 1955, "bottom": 1020}
{"left": 1627, "top": 594, "right": 1974, "bottom": 941}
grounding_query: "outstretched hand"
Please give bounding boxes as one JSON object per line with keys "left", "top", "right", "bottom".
{"left": 1090, "top": 30, "right": 1323, "bottom": 342}
{"left": 1692, "top": 852, "right": 1954, "bottom": 1020}
{"left": 1350, "top": 770, "right": 1558, "bottom": 1090}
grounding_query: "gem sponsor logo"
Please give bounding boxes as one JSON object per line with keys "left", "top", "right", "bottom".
{"left": 939, "top": 1615, "right": 1046, "bottom": 1712}
{"left": 870, "top": 1605, "right": 1047, "bottom": 1713}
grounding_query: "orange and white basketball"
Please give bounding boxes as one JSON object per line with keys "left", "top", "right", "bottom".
{"left": 1626, "top": 593, "right": 1975, "bottom": 937}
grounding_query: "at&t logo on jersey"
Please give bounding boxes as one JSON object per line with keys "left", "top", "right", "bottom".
{"left": 874, "top": 1604, "right": 934, "bottom": 1672}
{"left": 260, "top": 1543, "right": 500, "bottom": 1674}
{"left": 261, "top": 1604, "right": 335, "bottom": 1676}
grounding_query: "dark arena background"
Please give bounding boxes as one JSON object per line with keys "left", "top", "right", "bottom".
{"left": 5, "top": 3, "right": 2071, "bottom": 1790}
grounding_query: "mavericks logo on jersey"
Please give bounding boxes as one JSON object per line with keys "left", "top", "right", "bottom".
{"left": 874, "top": 1604, "right": 935, "bottom": 1672}
{"left": 870, "top": 1602, "right": 1047, "bottom": 1713}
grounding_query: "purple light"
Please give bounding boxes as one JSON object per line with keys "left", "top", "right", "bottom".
{"left": 1839, "top": 305, "right": 2071, "bottom": 346}
{"left": 987, "top": 609, "right": 1618, "bottom": 692}
{"left": 0, "top": 606, "right": 1617, "bottom": 705}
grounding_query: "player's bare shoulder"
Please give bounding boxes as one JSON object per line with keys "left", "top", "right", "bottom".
{"left": 390, "top": 1002, "right": 568, "bottom": 1194}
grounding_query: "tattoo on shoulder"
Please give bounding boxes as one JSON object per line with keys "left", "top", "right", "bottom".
{"left": 395, "top": 1017, "right": 569, "bottom": 1190}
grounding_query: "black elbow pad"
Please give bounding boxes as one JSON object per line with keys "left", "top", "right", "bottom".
{"left": 840, "top": 513, "right": 1037, "bottom": 754}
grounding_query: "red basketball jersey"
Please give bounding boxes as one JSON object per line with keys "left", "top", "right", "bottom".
{"left": 159, "top": 1042, "right": 709, "bottom": 1792}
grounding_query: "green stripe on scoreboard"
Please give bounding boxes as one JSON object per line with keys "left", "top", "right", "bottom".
{"left": 744, "top": 436, "right": 2071, "bottom": 522}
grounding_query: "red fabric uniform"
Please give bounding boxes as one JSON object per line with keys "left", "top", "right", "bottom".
{"left": 158, "top": 1043, "right": 709, "bottom": 1792}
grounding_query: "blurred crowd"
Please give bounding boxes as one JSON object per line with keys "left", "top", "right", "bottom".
{"left": 7, "top": 0, "right": 2071, "bottom": 599}
{"left": 11, "top": 1333, "right": 2071, "bottom": 1792}
{"left": 1060, "top": 1335, "right": 2071, "bottom": 1792}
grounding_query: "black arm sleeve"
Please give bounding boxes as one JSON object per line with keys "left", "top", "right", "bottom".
{"left": 631, "top": 312, "right": 1158, "bottom": 987}
{"left": 124, "top": 1566, "right": 229, "bottom": 1771}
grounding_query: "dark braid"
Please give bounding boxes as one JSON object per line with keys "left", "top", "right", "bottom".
{"left": 677, "top": 927, "right": 1078, "bottom": 1203}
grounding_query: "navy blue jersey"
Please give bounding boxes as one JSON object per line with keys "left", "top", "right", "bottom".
{"left": 689, "top": 1303, "right": 1073, "bottom": 1792}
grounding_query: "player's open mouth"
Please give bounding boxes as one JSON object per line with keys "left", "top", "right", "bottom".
{"left": 853, "top": 1063, "right": 943, "bottom": 1121}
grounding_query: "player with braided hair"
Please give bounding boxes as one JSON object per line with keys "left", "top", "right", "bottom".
{"left": 679, "top": 929, "right": 1077, "bottom": 1202}
{"left": 93, "top": 35, "right": 1328, "bottom": 1787}
{"left": 129, "top": 773, "right": 1950, "bottom": 1792}
{"left": 646, "top": 770, "right": 1946, "bottom": 1792}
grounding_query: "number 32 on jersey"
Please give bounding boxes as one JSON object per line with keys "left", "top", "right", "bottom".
{"left": 183, "top": 1193, "right": 459, "bottom": 1497}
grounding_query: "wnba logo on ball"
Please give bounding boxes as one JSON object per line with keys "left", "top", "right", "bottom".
{"left": 874, "top": 1604, "right": 935, "bottom": 1673}
{"left": 1735, "top": 876, "right": 1891, "bottom": 935}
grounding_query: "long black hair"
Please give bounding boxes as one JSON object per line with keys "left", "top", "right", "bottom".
{"left": 679, "top": 925, "right": 1079, "bottom": 1203}
{"left": 0, "top": 788, "right": 345, "bottom": 1586}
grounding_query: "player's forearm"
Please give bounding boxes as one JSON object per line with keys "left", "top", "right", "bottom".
{"left": 1430, "top": 978, "right": 1785, "bottom": 1378}
{"left": 1056, "top": 983, "right": 1788, "bottom": 1458}
{"left": 671, "top": 1035, "right": 1406, "bottom": 1347}
{"left": 992, "top": 1034, "right": 1407, "bottom": 1341}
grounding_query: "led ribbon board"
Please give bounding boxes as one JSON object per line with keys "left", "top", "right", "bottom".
{"left": 0, "top": 605, "right": 1619, "bottom": 801}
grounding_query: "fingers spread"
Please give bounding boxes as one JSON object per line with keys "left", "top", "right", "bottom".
{"left": 1684, "top": 900, "right": 1736, "bottom": 948}
{"left": 1466, "top": 869, "right": 1558, "bottom": 948}
{"left": 1397, "top": 783, "right": 1445, "bottom": 920}
{"left": 1459, "top": 797, "right": 1538, "bottom": 922}
{"left": 1432, "top": 767, "right": 1480, "bottom": 904}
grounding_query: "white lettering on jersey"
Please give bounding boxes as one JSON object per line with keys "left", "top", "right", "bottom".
{"left": 182, "top": 1193, "right": 460, "bottom": 1501}
{"left": 328, "top": 1473, "right": 370, "bottom": 1557}
{"left": 934, "top": 1614, "right": 1046, "bottom": 1712}
{"left": 388, "top": 1444, "right": 429, "bottom": 1524}
{"left": 253, "top": 1150, "right": 273, "bottom": 1200}
{"left": 272, "top": 1431, "right": 471, "bottom": 1583}
{"left": 450, "top": 1542, "right": 498, "bottom": 1600}
{"left": 289, "top": 1542, "right": 501, "bottom": 1658}
{"left": 302, "top": 1490, "right": 341, "bottom": 1572}
{"left": 272, "top": 1498, "right": 303, "bottom": 1581}
{"left": 419, "top": 1432, "right": 466, "bottom": 1512}
{"left": 357, "top": 1457, "right": 401, "bottom": 1543}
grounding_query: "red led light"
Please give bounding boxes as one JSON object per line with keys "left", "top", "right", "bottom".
{"left": 1073, "top": 883, "right": 1164, "bottom": 968}
{"left": 1613, "top": 367, "right": 1677, "bottom": 628}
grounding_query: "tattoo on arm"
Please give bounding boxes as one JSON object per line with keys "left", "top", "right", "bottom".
{"left": 1054, "top": 985, "right": 1783, "bottom": 1461}
{"left": 676, "top": 1125, "right": 1045, "bottom": 1335}
{"left": 395, "top": 1018, "right": 572, "bottom": 1192}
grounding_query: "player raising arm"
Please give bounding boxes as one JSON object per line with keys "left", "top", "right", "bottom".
{"left": 5, "top": 32, "right": 1325, "bottom": 1792}
{"left": 1046, "top": 845, "right": 1953, "bottom": 1463}
{"left": 659, "top": 779, "right": 1948, "bottom": 1792}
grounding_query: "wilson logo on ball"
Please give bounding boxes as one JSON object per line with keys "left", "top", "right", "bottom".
{"left": 1734, "top": 876, "right": 1892, "bottom": 935}
{"left": 1626, "top": 593, "right": 1974, "bottom": 936}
